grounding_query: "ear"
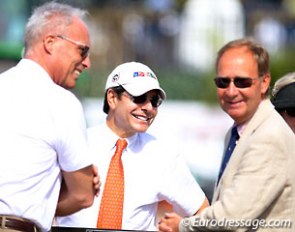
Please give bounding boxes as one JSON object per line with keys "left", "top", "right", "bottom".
{"left": 43, "top": 35, "right": 56, "bottom": 54}
{"left": 107, "top": 89, "right": 119, "bottom": 111}
{"left": 261, "top": 73, "right": 271, "bottom": 95}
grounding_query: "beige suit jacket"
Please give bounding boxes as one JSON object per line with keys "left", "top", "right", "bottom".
{"left": 180, "top": 99, "right": 295, "bottom": 231}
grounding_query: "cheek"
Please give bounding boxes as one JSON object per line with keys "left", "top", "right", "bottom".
{"left": 241, "top": 83, "right": 260, "bottom": 98}
{"left": 216, "top": 89, "right": 226, "bottom": 102}
{"left": 216, "top": 89, "right": 221, "bottom": 97}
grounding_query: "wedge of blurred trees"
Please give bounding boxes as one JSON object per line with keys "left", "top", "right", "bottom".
{"left": 72, "top": 0, "right": 295, "bottom": 103}
{"left": 1, "top": 0, "right": 295, "bottom": 105}
{"left": 73, "top": 48, "right": 295, "bottom": 104}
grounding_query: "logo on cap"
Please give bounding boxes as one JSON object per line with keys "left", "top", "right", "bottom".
{"left": 133, "top": 71, "right": 157, "bottom": 79}
{"left": 112, "top": 74, "right": 119, "bottom": 82}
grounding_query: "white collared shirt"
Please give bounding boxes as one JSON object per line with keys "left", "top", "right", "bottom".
{"left": 0, "top": 59, "right": 92, "bottom": 232}
{"left": 56, "top": 122, "right": 205, "bottom": 231}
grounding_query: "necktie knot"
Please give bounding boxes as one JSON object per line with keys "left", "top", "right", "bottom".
{"left": 231, "top": 126, "right": 239, "bottom": 143}
{"left": 116, "top": 139, "right": 128, "bottom": 155}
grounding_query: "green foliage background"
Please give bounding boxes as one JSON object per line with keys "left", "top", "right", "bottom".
{"left": 74, "top": 49, "right": 295, "bottom": 103}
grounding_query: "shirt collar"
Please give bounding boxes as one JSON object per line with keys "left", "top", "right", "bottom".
{"left": 104, "top": 121, "right": 138, "bottom": 150}
{"left": 235, "top": 100, "right": 265, "bottom": 137}
{"left": 18, "top": 59, "right": 53, "bottom": 84}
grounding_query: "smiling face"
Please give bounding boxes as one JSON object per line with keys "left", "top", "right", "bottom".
{"left": 51, "top": 16, "right": 91, "bottom": 89}
{"left": 106, "top": 89, "right": 160, "bottom": 138}
{"left": 216, "top": 47, "right": 270, "bottom": 125}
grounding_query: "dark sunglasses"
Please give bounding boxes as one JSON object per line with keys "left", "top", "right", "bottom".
{"left": 123, "top": 92, "right": 163, "bottom": 108}
{"left": 285, "top": 108, "right": 295, "bottom": 117}
{"left": 56, "top": 35, "right": 90, "bottom": 59}
{"left": 214, "top": 77, "right": 259, "bottom": 89}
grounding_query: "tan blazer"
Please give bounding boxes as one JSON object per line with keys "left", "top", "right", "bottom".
{"left": 180, "top": 99, "right": 295, "bottom": 231}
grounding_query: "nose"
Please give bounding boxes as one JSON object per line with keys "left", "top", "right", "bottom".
{"left": 141, "top": 97, "right": 159, "bottom": 113}
{"left": 225, "top": 81, "right": 238, "bottom": 96}
{"left": 141, "top": 101, "right": 157, "bottom": 119}
{"left": 82, "top": 55, "right": 91, "bottom": 68}
{"left": 142, "top": 100, "right": 154, "bottom": 110}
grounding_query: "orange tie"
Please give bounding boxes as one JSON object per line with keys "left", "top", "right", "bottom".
{"left": 97, "top": 138, "right": 128, "bottom": 229}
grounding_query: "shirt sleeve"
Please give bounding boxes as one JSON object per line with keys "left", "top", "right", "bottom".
{"left": 53, "top": 91, "right": 92, "bottom": 172}
{"left": 161, "top": 149, "right": 206, "bottom": 217}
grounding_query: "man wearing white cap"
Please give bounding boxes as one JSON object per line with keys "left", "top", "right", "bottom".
{"left": 56, "top": 61, "right": 209, "bottom": 231}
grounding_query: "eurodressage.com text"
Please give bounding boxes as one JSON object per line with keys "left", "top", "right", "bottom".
{"left": 181, "top": 218, "right": 292, "bottom": 230}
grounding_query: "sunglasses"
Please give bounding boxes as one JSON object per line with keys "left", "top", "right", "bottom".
{"left": 285, "top": 108, "right": 295, "bottom": 117}
{"left": 123, "top": 92, "right": 163, "bottom": 108}
{"left": 214, "top": 77, "right": 259, "bottom": 89}
{"left": 56, "top": 35, "right": 90, "bottom": 59}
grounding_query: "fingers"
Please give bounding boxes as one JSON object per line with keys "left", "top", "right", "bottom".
{"left": 164, "top": 212, "right": 178, "bottom": 219}
{"left": 158, "top": 212, "right": 182, "bottom": 232}
{"left": 158, "top": 213, "right": 176, "bottom": 232}
{"left": 158, "top": 220, "right": 173, "bottom": 232}
{"left": 92, "top": 165, "right": 101, "bottom": 196}
{"left": 93, "top": 176, "right": 101, "bottom": 196}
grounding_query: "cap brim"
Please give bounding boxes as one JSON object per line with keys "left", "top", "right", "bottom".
{"left": 272, "top": 99, "right": 295, "bottom": 110}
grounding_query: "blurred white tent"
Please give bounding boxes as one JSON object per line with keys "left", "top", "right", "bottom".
{"left": 177, "top": 0, "right": 245, "bottom": 72}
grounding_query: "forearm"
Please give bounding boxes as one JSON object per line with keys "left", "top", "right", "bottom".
{"left": 55, "top": 165, "right": 95, "bottom": 216}
{"left": 55, "top": 191, "right": 93, "bottom": 216}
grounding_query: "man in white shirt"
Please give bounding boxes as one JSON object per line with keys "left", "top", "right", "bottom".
{"left": 56, "top": 61, "right": 209, "bottom": 231}
{"left": 0, "top": 2, "right": 99, "bottom": 232}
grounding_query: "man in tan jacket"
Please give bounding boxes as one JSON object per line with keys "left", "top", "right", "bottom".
{"left": 159, "top": 38, "right": 295, "bottom": 231}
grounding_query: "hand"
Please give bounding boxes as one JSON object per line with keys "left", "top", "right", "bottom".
{"left": 158, "top": 212, "right": 182, "bottom": 232}
{"left": 92, "top": 165, "right": 101, "bottom": 196}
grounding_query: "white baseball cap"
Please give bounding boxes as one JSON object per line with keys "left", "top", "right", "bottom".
{"left": 105, "top": 61, "right": 166, "bottom": 99}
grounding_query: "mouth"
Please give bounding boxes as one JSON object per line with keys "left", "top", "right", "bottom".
{"left": 133, "top": 114, "right": 151, "bottom": 122}
{"left": 227, "top": 99, "right": 243, "bottom": 107}
{"left": 74, "top": 69, "right": 82, "bottom": 76}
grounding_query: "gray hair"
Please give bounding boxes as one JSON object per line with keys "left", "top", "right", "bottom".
{"left": 24, "top": 1, "right": 88, "bottom": 54}
{"left": 272, "top": 72, "right": 295, "bottom": 97}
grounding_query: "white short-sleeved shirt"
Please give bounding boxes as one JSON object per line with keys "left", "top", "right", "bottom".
{"left": 56, "top": 122, "right": 205, "bottom": 231}
{"left": 0, "top": 59, "right": 92, "bottom": 232}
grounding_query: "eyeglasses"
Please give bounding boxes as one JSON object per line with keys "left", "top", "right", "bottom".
{"left": 284, "top": 108, "right": 295, "bottom": 117}
{"left": 122, "top": 92, "right": 163, "bottom": 108}
{"left": 214, "top": 77, "right": 259, "bottom": 89}
{"left": 56, "top": 35, "right": 90, "bottom": 59}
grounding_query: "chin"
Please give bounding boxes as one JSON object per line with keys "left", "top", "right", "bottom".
{"left": 227, "top": 112, "right": 242, "bottom": 122}
{"left": 66, "top": 84, "right": 76, "bottom": 89}
{"left": 135, "top": 126, "right": 149, "bottom": 133}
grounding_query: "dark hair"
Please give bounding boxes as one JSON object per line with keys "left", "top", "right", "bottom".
{"left": 103, "top": 86, "right": 125, "bottom": 114}
{"left": 215, "top": 38, "right": 270, "bottom": 78}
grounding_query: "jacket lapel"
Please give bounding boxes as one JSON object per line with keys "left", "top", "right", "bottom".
{"left": 212, "top": 99, "right": 274, "bottom": 203}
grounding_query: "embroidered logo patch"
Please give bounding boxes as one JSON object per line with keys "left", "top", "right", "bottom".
{"left": 112, "top": 74, "right": 119, "bottom": 82}
{"left": 133, "top": 71, "right": 157, "bottom": 79}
